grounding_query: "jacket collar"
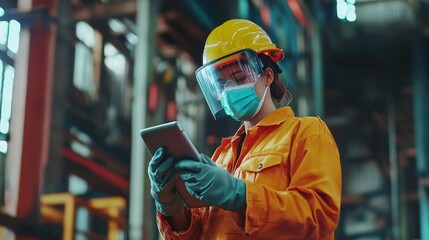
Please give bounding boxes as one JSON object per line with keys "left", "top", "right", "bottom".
{"left": 232, "top": 106, "right": 295, "bottom": 138}
{"left": 256, "top": 106, "right": 295, "bottom": 127}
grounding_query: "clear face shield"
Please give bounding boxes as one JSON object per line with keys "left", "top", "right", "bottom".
{"left": 196, "top": 49, "right": 264, "bottom": 119}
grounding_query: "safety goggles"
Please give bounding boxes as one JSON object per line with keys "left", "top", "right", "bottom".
{"left": 196, "top": 49, "right": 264, "bottom": 118}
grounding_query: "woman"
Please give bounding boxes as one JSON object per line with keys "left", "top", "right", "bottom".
{"left": 148, "top": 19, "right": 342, "bottom": 239}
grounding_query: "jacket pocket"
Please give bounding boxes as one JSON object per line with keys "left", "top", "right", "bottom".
{"left": 238, "top": 155, "right": 288, "bottom": 190}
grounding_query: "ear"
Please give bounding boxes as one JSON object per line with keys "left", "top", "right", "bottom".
{"left": 263, "top": 68, "right": 274, "bottom": 86}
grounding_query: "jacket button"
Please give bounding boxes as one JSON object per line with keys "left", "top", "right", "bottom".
{"left": 257, "top": 163, "right": 263, "bottom": 169}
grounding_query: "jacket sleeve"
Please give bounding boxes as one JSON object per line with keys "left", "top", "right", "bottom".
{"left": 244, "top": 133, "right": 342, "bottom": 239}
{"left": 156, "top": 208, "right": 203, "bottom": 240}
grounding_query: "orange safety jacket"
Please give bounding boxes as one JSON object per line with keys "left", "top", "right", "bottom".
{"left": 157, "top": 107, "right": 342, "bottom": 240}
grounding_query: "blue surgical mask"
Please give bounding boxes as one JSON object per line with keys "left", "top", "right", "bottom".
{"left": 221, "top": 84, "right": 268, "bottom": 121}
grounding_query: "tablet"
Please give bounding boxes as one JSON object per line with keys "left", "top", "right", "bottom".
{"left": 140, "top": 121, "right": 200, "bottom": 161}
{"left": 140, "top": 121, "right": 209, "bottom": 208}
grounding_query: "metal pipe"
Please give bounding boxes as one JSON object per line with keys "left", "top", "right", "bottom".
{"left": 310, "top": 16, "right": 323, "bottom": 116}
{"left": 387, "top": 83, "right": 400, "bottom": 240}
{"left": 129, "top": 0, "right": 157, "bottom": 239}
{"left": 412, "top": 37, "right": 429, "bottom": 240}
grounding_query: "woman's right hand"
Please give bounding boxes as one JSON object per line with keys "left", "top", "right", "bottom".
{"left": 148, "top": 147, "right": 184, "bottom": 216}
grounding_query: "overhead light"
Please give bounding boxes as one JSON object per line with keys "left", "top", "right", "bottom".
{"left": 0, "top": 140, "right": 7, "bottom": 153}
{"left": 76, "top": 21, "right": 95, "bottom": 47}
{"left": 104, "top": 43, "right": 126, "bottom": 76}
{"left": 337, "top": 0, "right": 357, "bottom": 22}
{"left": 346, "top": 11, "right": 357, "bottom": 22}
{"left": 8, "top": 20, "right": 20, "bottom": 53}
{"left": 126, "top": 32, "right": 138, "bottom": 45}
{"left": 108, "top": 18, "right": 127, "bottom": 35}
{"left": 337, "top": 1, "right": 347, "bottom": 20}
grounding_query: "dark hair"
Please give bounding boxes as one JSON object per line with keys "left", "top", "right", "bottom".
{"left": 258, "top": 54, "right": 293, "bottom": 106}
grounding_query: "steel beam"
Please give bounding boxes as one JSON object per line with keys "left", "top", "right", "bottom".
{"left": 0, "top": 6, "right": 48, "bottom": 22}
{"left": 72, "top": 1, "right": 135, "bottom": 22}
{"left": 42, "top": 0, "right": 73, "bottom": 197}
{"left": 5, "top": 0, "right": 58, "bottom": 239}
{"left": 129, "top": 0, "right": 157, "bottom": 239}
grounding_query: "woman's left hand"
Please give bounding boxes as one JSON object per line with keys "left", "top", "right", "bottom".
{"left": 175, "top": 154, "right": 246, "bottom": 211}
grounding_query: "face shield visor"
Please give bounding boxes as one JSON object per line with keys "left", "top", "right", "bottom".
{"left": 196, "top": 49, "right": 264, "bottom": 119}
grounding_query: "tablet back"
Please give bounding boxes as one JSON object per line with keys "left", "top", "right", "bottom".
{"left": 140, "top": 121, "right": 199, "bottom": 161}
{"left": 140, "top": 121, "right": 209, "bottom": 208}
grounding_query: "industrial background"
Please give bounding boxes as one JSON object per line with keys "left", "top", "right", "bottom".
{"left": 0, "top": 0, "right": 428, "bottom": 239}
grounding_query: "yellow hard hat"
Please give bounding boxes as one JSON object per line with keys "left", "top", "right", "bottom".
{"left": 202, "top": 19, "right": 284, "bottom": 65}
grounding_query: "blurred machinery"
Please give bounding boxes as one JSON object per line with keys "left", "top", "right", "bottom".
{"left": 41, "top": 193, "right": 127, "bottom": 239}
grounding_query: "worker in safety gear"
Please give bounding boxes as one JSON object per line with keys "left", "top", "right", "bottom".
{"left": 148, "top": 19, "right": 342, "bottom": 239}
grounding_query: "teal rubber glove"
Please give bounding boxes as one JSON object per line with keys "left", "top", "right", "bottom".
{"left": 148, "top": 147, "right": 184, "bottom": 216}
{"left": 175, "top": 154, "right": 246, "bottom": 211}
